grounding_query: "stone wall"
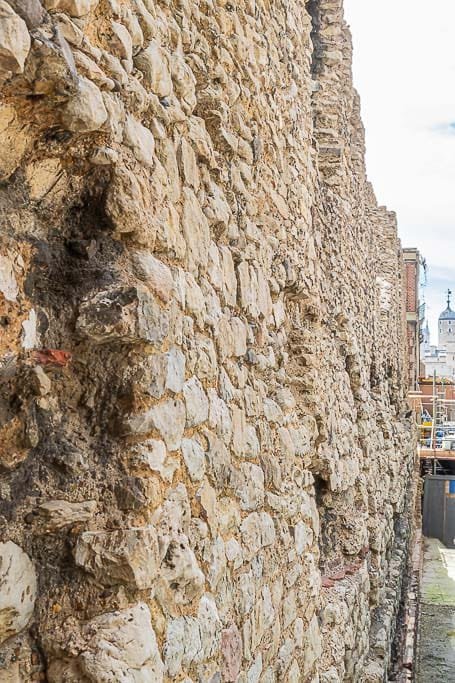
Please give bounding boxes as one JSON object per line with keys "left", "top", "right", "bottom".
{"left": 0, "top": 0, "right": 417, "bottom": 681}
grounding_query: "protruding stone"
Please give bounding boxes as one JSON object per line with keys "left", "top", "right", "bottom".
{"left": 77, "top": 286, "right": 169, "bottom": 347}
{"left": 47, "top": 603, "right": 164, "bottom": 682}
{"left": 124, "top": 115, "right": 155, "bottom": 167}
{"left": 37, "top": 499, "right": 96, "bottom": 530}
{"left": 104, "top": 166, "right": 156, "bottom": 243}
{"left": 0, "top": 1, "right": 31, "bottom": 74}
{"left": 132, "top": 251, "right": 174, "bottom": 303}
{"left": 125, "top": 399, "right": 186, "bottom": 450}
{"left": 134, "top": 41, "right": 173, "bottom": 97}
{"left": 61, "top": 76, "right": 107, "bottom": 132}
{"left": 75, "top": 527, "right": 160, "bottom": 589}
{"left": 0, "top": 541, "right": 37, "bottom": 644}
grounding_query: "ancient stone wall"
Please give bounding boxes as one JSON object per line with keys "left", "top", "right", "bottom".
{"left": 0, "top": 0, "right": 416, "bottom": 681}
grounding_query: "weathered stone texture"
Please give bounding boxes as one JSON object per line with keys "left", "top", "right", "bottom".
{"left": 0, "top": 0, "right": 416, "bottom": 680}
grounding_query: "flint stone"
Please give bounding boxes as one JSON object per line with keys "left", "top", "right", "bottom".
{"left": 62, "top": 76, "right": 107, "bottom": 132}
{"left": 0, "top": 541, "right": 37, "bottom": 644}
{"left": 77, "top": 286, "right": 169, "bottom": 347}
{"left": 75, "top": 527, "right": 160, "bottom": 589}
{"left": 37, "top": 499, "right": 96, "bottom": 530}
{"left": 0, "top": 1, "right": 31, "bottom": 74}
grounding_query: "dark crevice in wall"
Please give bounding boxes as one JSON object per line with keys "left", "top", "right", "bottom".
{"left": 307, "top": 0, "right": 322, "bottom": 78}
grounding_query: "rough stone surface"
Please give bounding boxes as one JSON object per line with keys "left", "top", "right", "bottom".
{"left": 0, "top": 1, "right": 31, "bottom": 73}
{"left": 0, "top": 542, "right": 37, "bottom": 644}
{"left": 0, "top": 0, "right": 417, "bottom": 680}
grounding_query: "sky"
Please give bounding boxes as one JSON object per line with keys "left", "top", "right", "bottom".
{"left": 343, "top": 0, "right": 455, "bottom": 342}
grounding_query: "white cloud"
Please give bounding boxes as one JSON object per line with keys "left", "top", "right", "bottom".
{"left": 344, "top": 0, "right": 455, "bottom": 340}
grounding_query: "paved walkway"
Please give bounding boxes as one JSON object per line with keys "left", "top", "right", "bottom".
{"left": 417, "top": 538, "right": 455, "bottom": 681}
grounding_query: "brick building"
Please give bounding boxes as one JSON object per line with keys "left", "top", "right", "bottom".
{"left": 403, "top": 248, "right": 422, "bottom": 390}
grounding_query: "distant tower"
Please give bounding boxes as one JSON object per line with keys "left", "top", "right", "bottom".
{"left": 422, "top": 320, "right": 431, "bottom": 354}
{"left": 439, "top": 289, "right": 455, "bottom": 351}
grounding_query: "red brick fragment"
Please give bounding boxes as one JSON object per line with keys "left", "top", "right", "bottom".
{"left": 32, "top": 349, "right": 72, "bottom": 368}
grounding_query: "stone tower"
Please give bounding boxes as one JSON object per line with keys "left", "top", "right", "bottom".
{"left": 439, "top": 290, "right": 455, "bottom": 351}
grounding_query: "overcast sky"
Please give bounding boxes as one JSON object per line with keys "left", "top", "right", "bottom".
{"left": 344, "top": 0, "right": 455, "bottom": 341}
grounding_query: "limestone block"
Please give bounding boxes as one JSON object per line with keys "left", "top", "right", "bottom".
{"left": 0, "top": 105, "right": 29, "bottom": 179}
{"left": 77, "top": 286, "right": 169, "bottom": 347}
{"left": 164, "top": 594, "right": 221, "bottom": 676}
{"left": 183, "top": 376, "right": 209, "bottom": 427}
{"left": 294, "top": 521, "right": 313, "bottom": 555}
{"left": 111, "top": 21, "right": 133, "bottom": 62}
{"left": 184, "top": 272, "right": 206, "bottom": 325}
{"left": 125, "top": 399, "right": 186, "bottom": 450}
{"left": 0, "top": 1, "right": 31, "bottom": 73}
{"left": 233, "top": 462, "right": 265, "bottom": 511}
{"left": 43, "top": 0, "right": 99, "bottom": 17}
{"left": 178, "top": 137, "right": 200, "bottom": 190}
{"left": 220, "top": 246, "right": 237, "bottom": 306}
{"left": 159, "top": 532, "right": 205, "bottom": 604}
{"left": 124, "top": 115, "right": 155, "bottom": 167}
{"left": 7, "top": 0, "right": 46, "bottom": 29}
{"left": 169, "top": 53, "right": 196, "bottom": 111}
{"left": 134, "top": 41, "right": 173, "bottom": 97}
{"left": 205, "top": 535, "right": 226, "bottom": 590}
{"left": 0, "top": 541, "right": 37, "bottom": 644}
{"left": 166, "top": 346, "right": 186, "bottom": 393}
{"left": 302, "top": 615, "right": 322, "bottom": 676}
{"left": 62, "top": 76, "right": 107, "bottom": 132}
{"left": 181, "top": 437, "right": 206, "bottom": 482}
{"left": 208, "top": 389, "right": 232, "bottom": 443}
{"left": 137, "top": 353, "right": 168, "bottom": 399}
{"left": 74, "top": 527, "right": 160, "bottom": 589}
{"left": 104, "top": 166, "right": 156, "bottom": 242}
{"left": 130, "top": 439, "right": 178, "bottom": 482}
{"left": 182, "top": 188, "right": 210, "bottom": 273}
{"left": 225, "top": 538, "right": 243, "bottom": 569}
{"left": 0, "top": 253, "right": 18, "bottom": 301}
{"left": 204, "top": 180, "right": 231, "bottom": 229}
{"left": 187, "top": 335, "right": 218, "bottom": 381}
{"left": 240, "top": 512, "right": 276, "bottom": 561}
{"left": 132, "top": 251, "right": 174, "bottom": 303}
{"left": 196, "top": 478, "right": 219, "bottom": 535}
{"left": 37, "top": 499, "right": 97, "bottom": 530}
{"left": 48, "top": 604, "right": 164, "bottom": 682}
